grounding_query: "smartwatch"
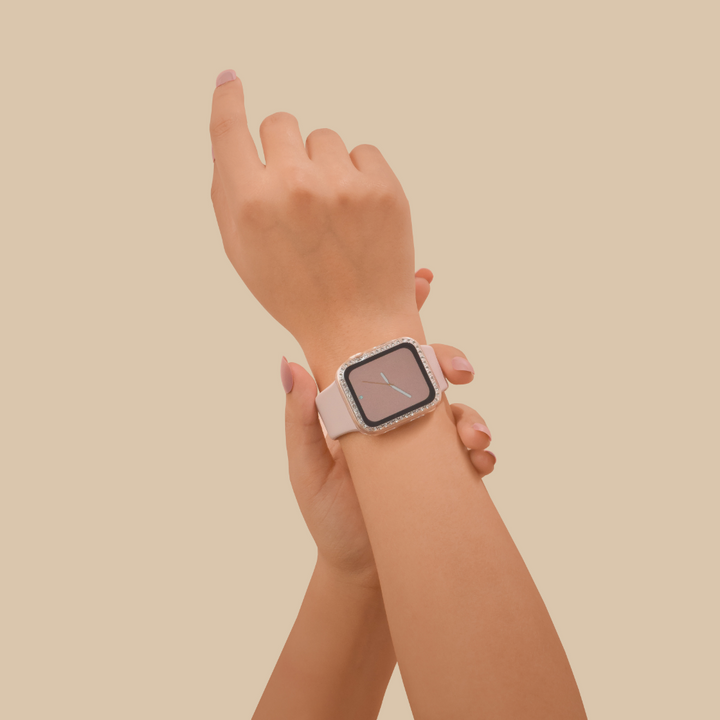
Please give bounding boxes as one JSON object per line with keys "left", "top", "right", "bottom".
{"left": 315, "top": 337, "right": 448, "bottom": 439}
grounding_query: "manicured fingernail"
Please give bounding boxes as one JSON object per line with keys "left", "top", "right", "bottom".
{"left": 281, "top": 356, "right": 293, "bottom": 394}
{"left": 452, "top": 357, "right": 475, "bottom": 375}
{"left": 216, "top": 69, "right": 237, "bottom": 87}
{"left": 472, "top": 423, "right": 492, "bottom": 440}
{"left": 487, "top": 450, "right": 497, "bottom": 462}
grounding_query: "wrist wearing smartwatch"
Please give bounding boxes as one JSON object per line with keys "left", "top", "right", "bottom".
{"left": 315, "top": 337, "right": 448, "bottom": 439}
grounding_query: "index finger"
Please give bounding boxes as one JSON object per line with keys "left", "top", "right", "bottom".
{"left": 209, "top": 70, "right": 265, "bottom": 204}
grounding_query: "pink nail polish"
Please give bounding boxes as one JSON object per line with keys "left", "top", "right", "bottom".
{"left": 472, "top": 423, "right": 492, "bottom": 440}
{"left": 216, "top": 69, "right": 237, "bottom": 87}
{"left": 486, "top": 450, "right": 497, "bottom": 462}
{"left": 452, "top": 357, "right": 475, "bottom": 375}
{"left": 280, "top": 356, "right": 294, "bottom": 394}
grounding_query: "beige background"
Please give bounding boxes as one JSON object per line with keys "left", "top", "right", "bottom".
{"left": 1, "top": 1, "right": 718, "bottom": 717}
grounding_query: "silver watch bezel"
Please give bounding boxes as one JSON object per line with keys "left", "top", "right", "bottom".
{"left": 336, "top": 337, "right": 442, "bottom": 435}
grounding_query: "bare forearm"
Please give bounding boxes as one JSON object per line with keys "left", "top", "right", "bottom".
{"left": 307, "top": 318, "right": 588, "bottom": 720}
{"left": 252, "top": 558, "right": 396, "bottom": 720}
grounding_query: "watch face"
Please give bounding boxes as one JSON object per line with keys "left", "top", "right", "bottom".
{"left": 343, "top": 342, "right": 436, "bottom": 428}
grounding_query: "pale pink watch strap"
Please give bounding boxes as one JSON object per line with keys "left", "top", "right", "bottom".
{"left": 316, "top": 344, "right": 448, "bottom": 440}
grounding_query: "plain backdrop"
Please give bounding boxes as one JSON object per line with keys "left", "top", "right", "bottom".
{"left": 1, "top": 1, "right": 718, "bottom": 718}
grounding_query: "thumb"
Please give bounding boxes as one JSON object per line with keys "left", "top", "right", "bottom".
{"left": 280, "top": 356, "right": 334, "bottom": 499}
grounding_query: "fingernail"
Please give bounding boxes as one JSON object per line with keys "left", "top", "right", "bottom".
{"left": 281, "top": 356, "right": 294, "bottom": 394}
{"left": 472, "top": 423, "right": 492, "bottom": 440}
{"left": 216, "top": 69, "right": 237, "bottom": 87}
{"left": 486, "top": 450, "right": 497, "bottom": 462}
{"left": 452, "top": 357, "right": 475, "bottom": 375}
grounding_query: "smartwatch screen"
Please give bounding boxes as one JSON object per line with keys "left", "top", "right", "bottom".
{"left": 344, "top": 342, "right": 436, "bottom": 427}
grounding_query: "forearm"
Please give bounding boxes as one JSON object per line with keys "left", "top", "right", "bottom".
{"left": 306, "top": 317, "right": 588, "bottom": 720}
{"left": 252, "top": 557, "right": 396, "bottom": 720}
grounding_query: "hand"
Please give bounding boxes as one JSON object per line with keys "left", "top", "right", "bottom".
{"left": 280, "top": 269, "right": 496, "bottom": 589}
{"left": 210, "top": 71, "right": 420, "bottom": 369}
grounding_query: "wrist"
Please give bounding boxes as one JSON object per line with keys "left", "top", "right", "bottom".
{"left": 315, "top": 554, "right": 383, "bottom": 596}
{"left": 303, "top": 312, "right": 426, "bottom": 391}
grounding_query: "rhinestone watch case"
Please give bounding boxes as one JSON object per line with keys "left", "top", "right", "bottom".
{"left": 336, "top": 337, "right": 443, "bottom": 436}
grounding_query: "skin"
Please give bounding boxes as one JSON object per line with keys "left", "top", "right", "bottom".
{"left": 253, "top": 271, "right": 497, "bottom": 719}
{"left": 210, "top": 74, "right": 588, "bottom": 719}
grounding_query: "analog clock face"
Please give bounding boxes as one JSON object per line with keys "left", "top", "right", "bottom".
{"left": 344, "top": 343, "right": 435, "bottom": 426}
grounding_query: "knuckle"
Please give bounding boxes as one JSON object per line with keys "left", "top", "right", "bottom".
{"left": 349, "top": 143, "right": 377, "bottom": 164}
{"left": 333, "top": 177, "right": 360, "bottom": 207}
{"left": 307, "top": 127, "right": 339, "bottom": 141}
{"left": 370, "top": 181, "right": 402, "bottom": 208}
{"left": 283, "top": 166, "right": 316, "bottom": 201}
{"left": 353, "top": 142, "right": 379, "bottom": 153}
{"left": 237, "top": 192, "right": 268, "bottom": 225}
{"left": 260, "top": 111, "right": 298, "bottom": 129}
{"left": 209, "top": 114, "right": 242, "bottom": 141}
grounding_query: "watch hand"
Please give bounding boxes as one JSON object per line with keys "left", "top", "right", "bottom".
{"left": 361, "top": 380, "right": 393, "bottom": 386}
{"left": 379, "top": 371, "right": 410, "bottom": 397}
